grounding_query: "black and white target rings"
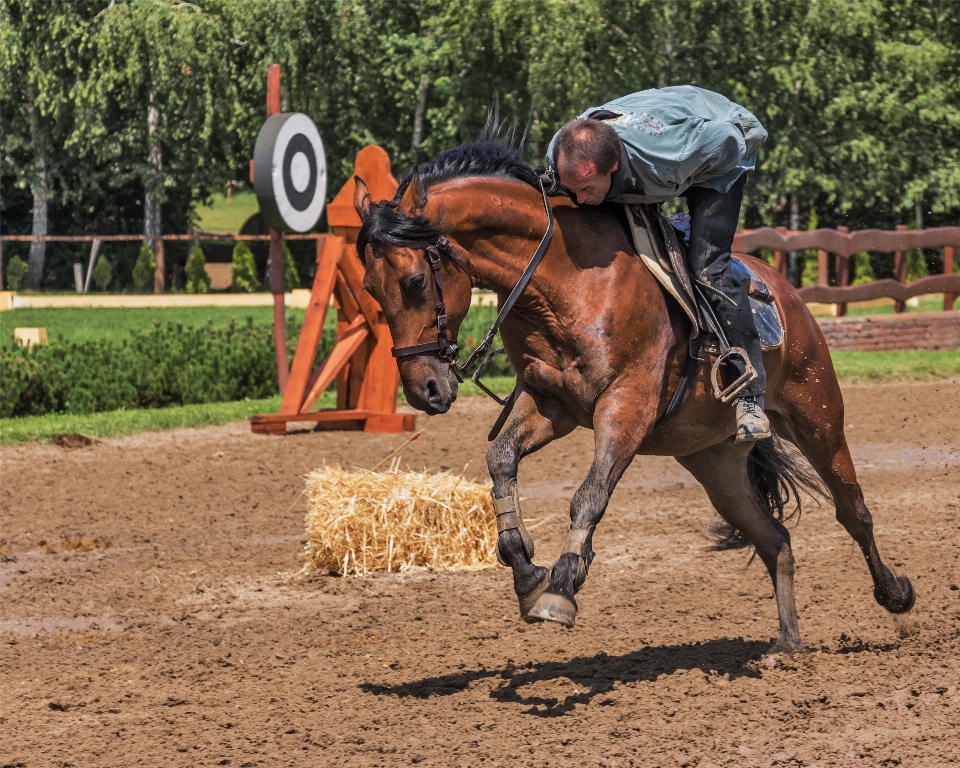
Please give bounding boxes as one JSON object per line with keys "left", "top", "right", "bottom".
{"left": 253, "top": 113, "right": 326, "bottom": 232}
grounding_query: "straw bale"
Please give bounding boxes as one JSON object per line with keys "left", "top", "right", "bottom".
{"left": 304, "top": 465, "right": 498, "bottom": 577}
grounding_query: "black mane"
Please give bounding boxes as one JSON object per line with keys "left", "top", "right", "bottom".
{"left": 356, "top": 140, "right": 540, "bottom": 261}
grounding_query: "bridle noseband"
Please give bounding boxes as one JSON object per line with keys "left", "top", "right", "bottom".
{"left": 389, "top": 178, "right": 555, "bottom": 404}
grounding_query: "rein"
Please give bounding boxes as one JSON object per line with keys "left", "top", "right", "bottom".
{"left": 391, "top": 178, "right": 556, "bottom": 406}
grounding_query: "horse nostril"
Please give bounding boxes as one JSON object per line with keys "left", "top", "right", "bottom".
{"left": 426, "top": 378, "right": 441, "bottom": 403}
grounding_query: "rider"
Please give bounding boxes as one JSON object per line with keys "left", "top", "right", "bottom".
{"left": 546, "top": 85, "right": 770, "bottom": 441}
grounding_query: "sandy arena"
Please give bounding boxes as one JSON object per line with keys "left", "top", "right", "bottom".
{"left": 2, "top": 379, "right": 959, "bottom": 767}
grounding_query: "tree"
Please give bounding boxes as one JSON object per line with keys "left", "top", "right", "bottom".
{"left": 72, "top": 0, "right": 236, "bottom": 292}
{"left": 0, "top": 1, "right": 98, "bottom": 289}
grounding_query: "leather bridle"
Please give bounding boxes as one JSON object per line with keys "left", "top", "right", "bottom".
{"left": 389, "top": 178, "right": 556, "bottom": 404}
{"left": 389, "top": 236, "right": 471, "bottom": 364}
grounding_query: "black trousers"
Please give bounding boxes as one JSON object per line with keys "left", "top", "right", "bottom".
{"left": 683, "top": 174, "right": 766, "bottom": 397}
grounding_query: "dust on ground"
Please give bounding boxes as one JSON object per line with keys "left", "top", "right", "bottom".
{"left": 2, "top": 380, "right": 959, "bottom": 767}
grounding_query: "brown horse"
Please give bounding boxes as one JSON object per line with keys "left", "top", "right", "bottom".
{"left": 352, "top": 141, "right": 914, "bottom": 655}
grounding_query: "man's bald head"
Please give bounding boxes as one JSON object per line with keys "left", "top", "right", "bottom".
{"left": 553, "top": 118, "right": 622, "bottom": 205}
{"left": 553, "top": 118, "right": 621, "bottom": 177}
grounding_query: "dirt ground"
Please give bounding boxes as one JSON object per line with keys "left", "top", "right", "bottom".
{"left": 2, "top": 379, "right": 959, "bottom": 767}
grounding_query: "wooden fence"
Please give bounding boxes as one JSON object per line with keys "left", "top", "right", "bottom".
{"left": 733, "top": 225, "right": 960, "bottom": 315}
{"left": 5, "top": 226, "right": 960, "bottom": 316}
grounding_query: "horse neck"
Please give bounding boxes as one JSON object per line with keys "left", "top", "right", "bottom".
{"left": 429, "top": 178, "right": 550, "bottom": 296}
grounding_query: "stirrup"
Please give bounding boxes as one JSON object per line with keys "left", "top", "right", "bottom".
{"left": 710, "top": 346, "right": 758, "bottom": 403}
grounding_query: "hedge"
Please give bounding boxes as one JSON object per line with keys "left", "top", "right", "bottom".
{"left": 0, "top": 305, "right": 514, "bottom": 419}
{"left": 1, "top": 316, "right": 316, "bottom": 418}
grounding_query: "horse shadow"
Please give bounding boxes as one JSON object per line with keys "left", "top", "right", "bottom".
{"left": 360, "top": 637, "right": 767, "bottom": 717}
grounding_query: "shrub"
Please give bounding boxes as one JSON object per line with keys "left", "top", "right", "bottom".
{"left": 800, "top": 251, "right": 819, "bottom": 287}
{"left": 456, "top": 305, "right": 514, "bottom": 377}
{"left": 185, "top": 245, "right": 211, "bottom": 294}
{"left": 0, "top": 314, "right": 310, "bottom": 418}
{"left": 5, "top": 255, "right": 28, "bottom": 291}
{"left": 231, "top": 241, "right": 258, "bottom": 292}
{"left": 284, "top": 244, "right": 299, "bottom": 290}
{"left": 92, "top": 255, "right": 113, "bottom": 291}
{"left": 852, "top": 252, "right": 875, "bottom": 285}
{"left": 132, "top": 244, "right": 156, "bottom": 292}
{"left": 906, "top": 249, "right": 929, "bottom": 282}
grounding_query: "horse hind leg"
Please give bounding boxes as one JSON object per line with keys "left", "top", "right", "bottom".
{"left": 677, "top": 442, "right": 804, "bottom": 655}
{"left": 772, "top": 405, "right": 915, "bottom": 616}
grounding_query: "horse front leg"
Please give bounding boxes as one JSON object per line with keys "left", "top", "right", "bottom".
{"left": 486, "top": 386, "right": 575, "bottom": 621}
{"left": 529, "top": 389, "right": 656, "bottom": 627}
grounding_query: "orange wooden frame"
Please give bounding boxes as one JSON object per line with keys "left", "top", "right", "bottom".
{"left": 250, "top": 146, "right": 416, "bottom": 435}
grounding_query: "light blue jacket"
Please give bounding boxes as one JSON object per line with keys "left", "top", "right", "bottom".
{"left": 547, "top": 86, "right": 767, "bottom": 204}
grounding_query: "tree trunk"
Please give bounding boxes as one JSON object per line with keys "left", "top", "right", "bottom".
{"left": 411, "top": 71, "right": 429, "bottom": 152}
{"left": 25, "top": 81, "right": 49, "bottom": 290}
{"left": 914, "top": 198, "right": 923, "bottom": 231}
{"left": 145, "top": 89, "right": 164, "bottom": 293}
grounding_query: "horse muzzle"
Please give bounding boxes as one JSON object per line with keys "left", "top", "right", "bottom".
{"left": 399, "top": 358, "right": 459, "bottom": 415}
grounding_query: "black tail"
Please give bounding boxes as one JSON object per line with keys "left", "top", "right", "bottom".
{"left": 708, "top": 432, "right": 831, "bottom": 551}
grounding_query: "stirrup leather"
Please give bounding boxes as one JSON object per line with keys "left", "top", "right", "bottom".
{"left": 493, "top": 485, "right": 535, "bottom": 565}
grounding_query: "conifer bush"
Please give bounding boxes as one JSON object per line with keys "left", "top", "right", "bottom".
{"left": 132, "top": 244, "right": 156, "bottom": 292}
{"left": 92, "top": 255, "right": 112, "bottom": 291}
{"left": 283, "top": 244, "right": 299, "bottom": 290}
{"left": 5, "top": 256, "right": 28, "bottom": 291}
{"left": 231, "top": 242, "right": 258, "bottom": 292}
{"left": 185, "top": 245, "right": 211, "bottom": 294}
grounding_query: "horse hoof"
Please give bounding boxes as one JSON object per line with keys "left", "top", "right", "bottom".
{"left": 527, "top": 591, "right": 577, "bottom": 628}
{"left": 518, "top": 569, "right": 550, "bottom": 624}
{"left": 875, "top": 574, "right": 916, "bottom": 614}
{"left": 764, "top": 637, "right": 802, "bottom": 659}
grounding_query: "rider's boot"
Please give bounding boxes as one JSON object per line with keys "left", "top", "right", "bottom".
{"left": 735, "top": 394, "right": 771, "bottom": 442}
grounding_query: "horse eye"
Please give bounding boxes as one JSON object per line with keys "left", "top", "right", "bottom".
{"left": 402, "top": 274, "right": 426, "bottom": 296}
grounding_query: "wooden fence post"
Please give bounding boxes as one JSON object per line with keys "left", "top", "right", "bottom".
{"left": 835, "top": 226, "right": 850, "bottom": 316}
{"left": 945, "top": 246, "right": 956, "bottom": 310}
{"left": 265, "top": 63, "right": 289, "bottom": 394}
{"left": 774, "top": 226, "right": 787, "bottom": 278}
{"left": 894, "top": 223, "right": 908, "bottom": 313}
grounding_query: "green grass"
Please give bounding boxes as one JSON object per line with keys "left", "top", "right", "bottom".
{"left": 830, "top": 349, "right": 960, "bottom": 380}
{"left": 1, "top": 306, "right": 309, "bottom": 345}
{"left": 194, "top": 190, "right": 260, "bottom": 233}
{"left": 0, "top": 392, "right": 339, "bottom": 446}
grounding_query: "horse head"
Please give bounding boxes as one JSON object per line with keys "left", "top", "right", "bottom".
{"left": 353, "top": 169, "right": 473, "bottom": 415}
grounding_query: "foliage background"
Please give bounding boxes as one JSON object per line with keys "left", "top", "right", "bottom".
{"left": 2, "top": 0, "right": 958, "bottom": 291}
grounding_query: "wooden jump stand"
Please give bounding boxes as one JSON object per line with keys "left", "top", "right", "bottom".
{"left": 250, "top": 146, "right": 416, "bottom": 435}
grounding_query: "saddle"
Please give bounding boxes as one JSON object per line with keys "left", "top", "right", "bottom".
{"left": 625, "top": 204, "right": 783, "bottom": 419}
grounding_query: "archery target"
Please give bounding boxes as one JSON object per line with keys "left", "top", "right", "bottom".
{"left": 253, "top": 113, "right": 326, "bottom": 232}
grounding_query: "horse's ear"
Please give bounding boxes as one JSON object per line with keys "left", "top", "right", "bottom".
{"left": 397, "top": 167, "right": 427, "bottom": 215}
{"left": 353, "top": 176, "right": 371, "bottom": 220}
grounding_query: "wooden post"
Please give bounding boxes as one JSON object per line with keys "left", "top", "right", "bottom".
{"left": 945, "top": 246, "right": 956, "bottom": 311}
{"left": 774, "top": 226, "right": 787, "bottom": 277}
{"left": 835, "top": 226, "right": 850, "bottom": 316}
{"left": 894, "top": 223, "right": 908, "bottom": 312}
{"left": 153, "top": 238, "right": 165, "bottom": 294}
{"left": 817, "top": 249, "right": 829, "bottom": 286}
{"left": 266, "top": 64, "right": 289, "bottom": 394}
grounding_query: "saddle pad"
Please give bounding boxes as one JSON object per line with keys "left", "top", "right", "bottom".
{"left": 626, "top": 205, "right": 783, "bottom": 350}
{"left": 626, "top": 206, "right": 700, "bottom": 338}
